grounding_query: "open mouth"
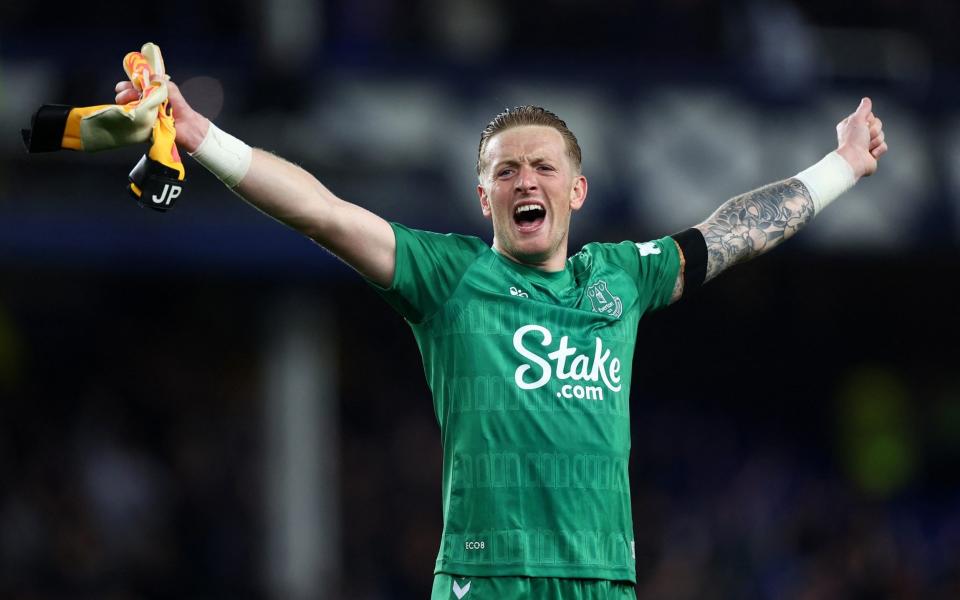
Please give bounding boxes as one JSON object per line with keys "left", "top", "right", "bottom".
{"left": 513, "top": 203, "right": 546, "bottom": 231}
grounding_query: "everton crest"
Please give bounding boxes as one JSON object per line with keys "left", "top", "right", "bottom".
{"left": 586, "top": 280, "right": 623, "bottom": 318}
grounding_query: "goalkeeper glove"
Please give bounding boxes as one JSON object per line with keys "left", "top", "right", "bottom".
{"left": 22, "top": 43, "right": 186, "bottom": 211}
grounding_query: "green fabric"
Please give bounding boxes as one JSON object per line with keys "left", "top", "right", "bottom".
{"left": 374, "top": 223, "right": 680, "bottom": 582}
{"left": 431, "top": 574, "right": 637, "bottom": 600}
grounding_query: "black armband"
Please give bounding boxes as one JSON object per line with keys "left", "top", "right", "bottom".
{"left": 670, "top": 228, "right": 707, "bottom": 295}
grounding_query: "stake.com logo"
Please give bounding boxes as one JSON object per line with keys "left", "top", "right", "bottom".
{"left": 512, "top": 324, "right": 622, "bottom": 401}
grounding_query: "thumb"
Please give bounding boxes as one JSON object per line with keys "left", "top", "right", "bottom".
{"left": 853, "top": 97, "right": 872, "bottom": 121}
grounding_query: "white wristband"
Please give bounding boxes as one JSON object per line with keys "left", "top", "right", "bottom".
{"left": 189, "top": 122, "right": 252, "bottom": 188}
{"left": 794, "top": 151, "right": 856, "bottom": 215}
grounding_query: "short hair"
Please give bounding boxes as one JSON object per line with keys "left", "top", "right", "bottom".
{"left": 476, "top": 105, "right": 582, "bottom": 176}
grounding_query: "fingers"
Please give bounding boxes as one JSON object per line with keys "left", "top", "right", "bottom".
{"left": 114, "top": 77, "right": 188, "bottom": 114}
{"left": 115, "top": 88, "right": 140, "bottom": 105}
{"left": 114, "top": 80, "right": 139, "bottom": 104}
{"left": 166, "top": 80, "right": 184, "bottom": 102}
{"left": 871, "top": 141, "right": 888, "bottom": 159}
{"left": 853, "top": 97, "right": 872, "bottom": 121}
{"left": 866, "top": 111, "right": 887, "bottom": 158}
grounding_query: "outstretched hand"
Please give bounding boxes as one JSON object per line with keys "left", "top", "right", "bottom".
{"left": 835, "top": 97, "right": 888, "bottom": 180}
{"left": 115, "top": 77, "right": 209, "bottom": 153}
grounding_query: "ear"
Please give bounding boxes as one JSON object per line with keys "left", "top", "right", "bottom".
{"left": 478, "top": 184, "right": 492, "bottom": 219}
{"left": 569, "top": 175, "right": 588, "bottom": 211}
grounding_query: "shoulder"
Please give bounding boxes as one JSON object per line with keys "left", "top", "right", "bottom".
{"left": 392, "top": 223, "right": 489, "bottom": 256}
{"left": 571, "top": 238, "right": 675, "bottom": 271}
{"left": 573, "top": 238, "right": 681, "bottom": 313}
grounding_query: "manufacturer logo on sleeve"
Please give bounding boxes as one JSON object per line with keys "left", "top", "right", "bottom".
{"left": 586, "top": 280, "right": 622, "bottom": 318}
{"left": 635, "top": 241, "right": 662, "bottom": 256}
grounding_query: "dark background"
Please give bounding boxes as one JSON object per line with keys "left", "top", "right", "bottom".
{"left": 2, "top": 1, "right": 960, "bottom": 598}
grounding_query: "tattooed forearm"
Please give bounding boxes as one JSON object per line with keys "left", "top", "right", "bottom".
{"left": 695, "top": 178, "right": 814, "bottom": 282}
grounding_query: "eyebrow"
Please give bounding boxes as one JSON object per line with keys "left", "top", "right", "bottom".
{"left": 493, "top": 156, "right": 555, "bottom": 170}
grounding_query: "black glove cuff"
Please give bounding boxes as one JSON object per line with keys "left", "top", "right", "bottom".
{"left": 128, "top": 154, "right": 184, "bottom": 212}
{"left": 22, "top": 104, "right": 74, "bottom": 153}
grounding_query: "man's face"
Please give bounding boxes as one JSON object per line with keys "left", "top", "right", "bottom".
{"left": 477, "top": 125, "right": 588, "bottom": 271}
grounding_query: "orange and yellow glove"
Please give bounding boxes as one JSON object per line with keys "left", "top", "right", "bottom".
{"left": 22, "top": 43, "right": 186, "bottom": 211}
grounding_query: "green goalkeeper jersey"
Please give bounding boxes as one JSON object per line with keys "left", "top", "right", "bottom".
{"left": 373, "top": 223, "right": 680, "bottom": 583}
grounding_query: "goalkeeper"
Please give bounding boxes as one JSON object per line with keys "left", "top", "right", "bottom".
{"left": 116, "top": 68, "right": 886, "bottom": 599}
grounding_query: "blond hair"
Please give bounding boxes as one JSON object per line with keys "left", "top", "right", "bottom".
{"left": 476, "top": 106, "right": 582, "bottom": 176}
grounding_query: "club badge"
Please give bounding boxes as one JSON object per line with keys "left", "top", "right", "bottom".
{"left": 586, "top": 280, "right": 622, "bottom": 318}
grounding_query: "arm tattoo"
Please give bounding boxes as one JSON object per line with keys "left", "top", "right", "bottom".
{"left": 695, "top": 178, "right": 814, "bottom": 283}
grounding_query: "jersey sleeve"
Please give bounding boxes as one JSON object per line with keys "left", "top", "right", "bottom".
{"left": 369, "top": 222, "right": 488, "bottom": 323}
{"left": 600, "top": 236, "right": 681, "bottom": 314}
{"left": 635, "top": 236, "right": 681, "bottom": 311}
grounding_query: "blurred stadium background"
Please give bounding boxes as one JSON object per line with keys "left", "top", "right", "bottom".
{"left": 2, "top": 0, "right": 960, "bottom": 598}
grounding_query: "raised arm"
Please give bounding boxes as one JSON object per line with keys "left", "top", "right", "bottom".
{"left": 670, "top": 97, "right": 888, "bottom": 302}
{"left": 117, "top": 79, "right": 397, "bottom": 287}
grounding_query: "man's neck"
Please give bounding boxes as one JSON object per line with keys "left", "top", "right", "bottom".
{"left": 491, "top": 242, "right": 567, "bottom": 272}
